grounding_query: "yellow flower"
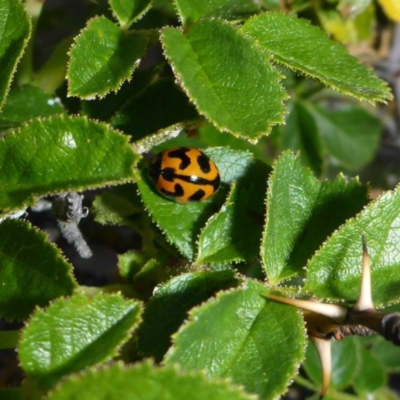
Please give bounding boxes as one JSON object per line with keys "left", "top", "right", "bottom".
{"left": 377, "top": 0, "right": 400, "bottom": 23}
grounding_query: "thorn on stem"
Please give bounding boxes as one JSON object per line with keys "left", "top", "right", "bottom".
{"left": 267, "top": 294, "right": 347, "bottom": 324}
{"left": 354, "top": 236, "right": 374, "bottom": 311}
{"left": 267, "top": 237, "right": 400, "bottom": 398}
{"left": 310, "top": 336, "right": 331, "bottom": 399}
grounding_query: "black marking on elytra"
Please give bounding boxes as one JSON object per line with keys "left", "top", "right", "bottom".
{"left": 160, "top": 167, "right": 175, "bottom": 182}
{"left": 161, "top": 183, "right": 184, "bottom": 198}
{"left": 168, "top": 147, "right": 191, "bottom": 170}
{"left": 148, "top": 154, "right": 162, "bottom": 182}
{"left": 166, "top": 173, "right": 220, "bottom": 190}
{"left": 197, "top": 153, "right": 211, "bottom": 173}
{"left": 188, "top": 189, "right": 206, "bottom": 201}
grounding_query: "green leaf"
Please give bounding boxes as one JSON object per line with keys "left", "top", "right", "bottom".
{"left": 112, "top": 78, "right": 199, "bottom": 139}
{"left": 138, "top": 177, "right": 227, "bottom": 261}
{"left": 262, "top": 151, "right": 369, "bottom": 285}
{"left": 0, "top": 0, "right": 31, "bottom": 111}
{"left": 0, "top": 115, "right": 139, "bottom": 211}
{"left": 0, "top": 85, "right": 64, "bottom": 130}
{"left": 165, "top": 280, "right": 306, "bottom": 399}
{"left": 118, "top": 251, "right": 160, "bottom": 284}
{"left": 370, "top": 335, "right": 400, "bottom": 371}
{"left": 305, "top": 185, "right": 400, "bottom": 305}
{"left": 138, "top": 269, "right": 239, "bottom": 362}
{"left": 45, "top": 361, "right": 256, "bottom": 400}
{"left": 161, "top": 20, "right": 287, "bottom": 141}
{"left": 199, "top": 123, "right": 272, "bottom": 163}
{"left": 93, "top": 191, "right": 142, "bottom": 226}
{"left": 83, "top": 66, "right": 163, "bottom": 122}
{"left": 305, "top": 102, "right": 382, "bottom": 171}
{"left": 280, "top": 101, "right": 323, "bottom": 176}
{"left": 0, "top": 219, "right": 76, "bottom": 321}
{"left": 19, "top": 293, "right": 142, "bottom": 389}
{"left": 32, "top": 38, "right": 73, "bottom": 94}
{"left": 353, "top": 339, "right": 386, "bottom": 395}
{"left": 242, "top": 13, "right": 392, "bottom": 103}
{"left": 196, "top": 160, "right": 270, "bottom": 264}
{"left": 174, "top": 0, "right": 259, "bottom": 26}
{"left": 67, "top": 16, "right": 148, "bottom": 99}
{"left": 137, "top": 148, "right": 253, "bottom": 260}
{"left": 110, "top": 0, "right": 152, "bottom": 27}
{"left": 82, "top": 84, "right": 134, "bottom": 123}
{"left": 303, "top": 337, "right": 357, "bottom": 389}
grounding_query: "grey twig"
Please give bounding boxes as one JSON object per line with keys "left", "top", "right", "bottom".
{"left": 57, "top": 221, "right": 93, "bottom": 258}
{"left": 52, "top": 193, "right": 92, "bottom": 258}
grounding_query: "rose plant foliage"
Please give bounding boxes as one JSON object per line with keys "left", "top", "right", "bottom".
{"left": 0, "top": 0, "right": 399, "bottom": 399}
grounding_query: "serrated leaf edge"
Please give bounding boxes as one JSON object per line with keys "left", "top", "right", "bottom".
{"left": 164, "top": 278, "right": 307, "bottom": 399}
{"left": 242, "top": 12, "right": 393, "bottom": 105}
{"left": 194, "top": 182, "right": 245, "bottom": 265}
{"left": 46, "top": 359, "right": 258, "bottom": 400}
{"left": 160, "top": 22, "right": 289, "bottom": 143}
{"left": 132, "top": 118, "right": 204, "bottom": 154}
{"left": 109, "top": 0, "right": 153, "bottom": 29}
{"left": 261, "top": 150, "right": 368, "bottom": 286}
{"left": 302, "top": 185, "right": 400, "bottom": 305}
{"left": 137, "top": 146, "right": 236, "bottom": 261}
{"left": 260, "top": 150, "right": 303, "bottom": 285}
{"left": 0, "top": 114, "right": 140, "bottom": 212}
{"left": 66, "top": 16, "right": 148, "bottom": 99}
{"left": 18, "top": 293, "right": 143, "bottom": 376}
{"left": 162, "top": 278, "right": 247, "bottom": 364}
{"left": 0, "top": 219, "right": 77, "bottom": 321}
{"left": 0, "top": 2, "right": 32, "bottom": 112}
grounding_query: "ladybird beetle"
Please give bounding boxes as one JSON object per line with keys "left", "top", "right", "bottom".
{"left": 148, "top": 147, "right": 220, "bottom": 203}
